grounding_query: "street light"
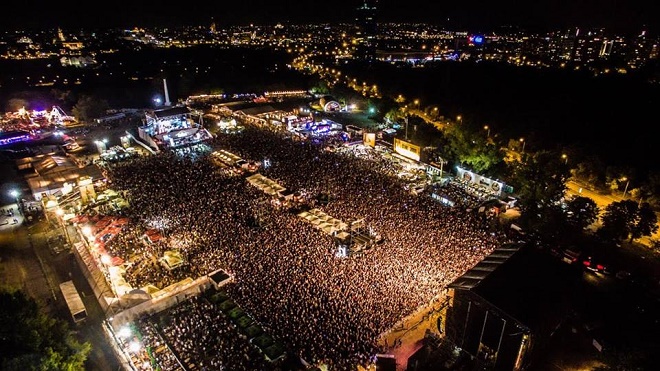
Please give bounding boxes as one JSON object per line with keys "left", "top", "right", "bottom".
{"left": 9, "top": 189, "right": 20, "bottom": 212}
{"left": 55, "top": 208, "right": 72, "bottom": 246}
{"left": 404, "top": 115, "right": 409, "bottom": 140}
{"left": 94, "top": 140, "right": 107, "bottom": 155}
{"left": 457, "top": 115, "right": 462, "bottom": 123}
{"left": 622, "top": 177, "right": 630, "bottom": 198}
{"left": 484, "top": 125, "right": 490, "bottom": 137}
{"left": 562, "top": 153, "right": 568, "bottom": 164}
{"left": 519, "top": 138, "right": 526, "bottom": 153}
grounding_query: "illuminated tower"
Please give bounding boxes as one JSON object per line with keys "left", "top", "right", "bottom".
{"left": 354, "top": 0, "right": 378, "bottom": 61}
{"left": 163, "top": 79, "right": 172, "bottom": 106}
{"left": 210, "top": 17, "right": 217, "bottom": 34}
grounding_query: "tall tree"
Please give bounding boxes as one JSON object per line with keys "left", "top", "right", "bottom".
{"left": 71, "top": 94, "right": 111, "bottom": 123}
{"left": 599, "top": 200, "right": 658, "bottom": 243}
{"left": 5, "top": 98, "right": 29, "bottom": 112}
{"left": 565, "top": 196, "right": 600, "bottom": 231}
{"left": 639, "top": 170, "right": 660, "bottom": 209}
{"left": 510, "top": 150, "right": 571, "bottom": 228}
{"left": 0, "top": 288, "right": 90, "bottom": 370}
{"left": 599, "top": 200, "right": 635, "bottom": 241}
{"left": 630, "top": 202, "right": 659, "bottom": 243}
{"left": 443, "top": 121, "right": 503, "bottom": 174}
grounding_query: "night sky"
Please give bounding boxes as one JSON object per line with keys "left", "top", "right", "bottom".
{"left": 3, "top": 0, "right": 659, "bottom": 34}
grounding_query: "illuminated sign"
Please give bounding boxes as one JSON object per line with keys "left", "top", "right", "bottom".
{"left": 363, "top": 133, "right": 376, "bottom": 148}
{"left": 469, "top": 35, "right": 484, "bottom": 45}
{"left": 393, "top": 138, "right": 421, "bottom": 161}
{"left": 456, "top": 166, "right": 504, "bottom": 195}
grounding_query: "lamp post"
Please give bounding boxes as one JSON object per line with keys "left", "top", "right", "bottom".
{"left": 484, "top": 125, "right": 490, "bottom": 138}
{"left": 519, "top": 138, "right": 526, "bottom": 153}
{"left": 562, "top": 154, "right": 568, "bottom": 164}
{"left": 9, "top": 189, "right": 21, "bottom": 215}
{"left": 56, "top": 208, "right": 71, "bottom": 246}
{"left": 437, "top": 157, "right": 446, "bottom": 180}
{"left": 404, "top": 115, "right": 409, "bottom": 141}
{"left": 9, "top": 189, "right": 19, "bottom": 204}
{"left": 94, "top": 140, "right": 107, "bottom": 155}
{"left": 622, "top": 177, "right": 630, "bottom": 198}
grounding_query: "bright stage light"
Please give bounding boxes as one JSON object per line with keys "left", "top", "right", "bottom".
{"left": 129, "top": 340, "right": 141, "bottom": 353}
{"left": 101, "top": 254, "right": 112, "bottom": 265}
{"left": 82, "top": 226, "right": 93, "bottom": 237}
{"left": 118, "top": 326, "right": 132, "bottom": 339}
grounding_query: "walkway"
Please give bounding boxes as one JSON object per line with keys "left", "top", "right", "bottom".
{"left": 375, "top": 295, "right": 449, "bottom": 371}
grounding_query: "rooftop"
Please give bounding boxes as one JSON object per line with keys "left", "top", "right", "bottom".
{"left": 450, "top": 243, "right": 575, "bottom": 332}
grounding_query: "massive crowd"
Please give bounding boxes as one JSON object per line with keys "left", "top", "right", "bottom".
{"left": 101, "top": 124, "right": 511, "bottom": 370}
{"left": 139, "top": 294, "right": 274, "bottom": 371}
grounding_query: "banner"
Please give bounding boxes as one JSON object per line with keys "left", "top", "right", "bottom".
{"left": 393, "top": 138, "right": 421, "bottom": 161}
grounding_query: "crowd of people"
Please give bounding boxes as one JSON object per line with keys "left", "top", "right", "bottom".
{"left": 99, "top": 123, "right": 512, "bottom": 370}
{"left": 138, "top": 294, "right": 274, "bottom": 371}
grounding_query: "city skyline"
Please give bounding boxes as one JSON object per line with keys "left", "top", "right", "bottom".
{"left": 3, "top": 0, "right": 659, "bottom": 34}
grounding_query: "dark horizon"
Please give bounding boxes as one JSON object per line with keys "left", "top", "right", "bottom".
{"left": 2, "top": 1, "right": 659, "bottom": 35}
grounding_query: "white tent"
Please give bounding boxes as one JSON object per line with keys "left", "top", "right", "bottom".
{"left": 297, "top": 208, "right": 349, "bottom": 236}
{"left": 246, "top": 174, "right": 286, "bottom": 195}
{"left": 159, "top": 250, "right": 185, "bottom": 271}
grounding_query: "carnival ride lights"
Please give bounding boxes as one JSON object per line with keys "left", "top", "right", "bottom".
{"left": 13, "top": 106, "right": 74, "bottom": 125}
{"left": 0, "top": 132, "right": 33, "bottom": 146}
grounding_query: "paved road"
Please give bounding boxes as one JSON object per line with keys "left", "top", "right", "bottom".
{"left": 566, "top": 180, "right": 619, "bottom": 208}
{"left": 566, "top": 179, "right": 660, "bottom": 246}
{"left": 0, "top": 204, "right": 58, "bottom": 302}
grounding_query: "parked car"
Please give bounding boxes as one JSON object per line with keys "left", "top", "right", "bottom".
{"left": 561, "top": 248, "right": 581, "bottom": 264}
{"left": 582, "top": 256, "right": 611, "bottom": 274}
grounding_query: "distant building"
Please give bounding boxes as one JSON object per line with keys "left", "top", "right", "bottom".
{"left": 60, "top": 56, "right": 97, "bottom": 68}
{"left": 318, "top": 96, "right": 341, "bottom": 112}
{"left": 354, "top": 1, "right": 378, "bottom": 61}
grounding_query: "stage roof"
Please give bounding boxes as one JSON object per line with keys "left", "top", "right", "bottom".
{"left": 448, "top": 244, "right": 521, "bottom": 290}
{"left": 449, "top": 243, "right": 574, "bottom": 332}
{"left": 17, "top": 154, "right": 103, "bottom": 197}
{"left": 153, "top": 106, "right": 191, "bottom": 118}
{"left": 238, "top": 105, "right": 279, "bottom": 116}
